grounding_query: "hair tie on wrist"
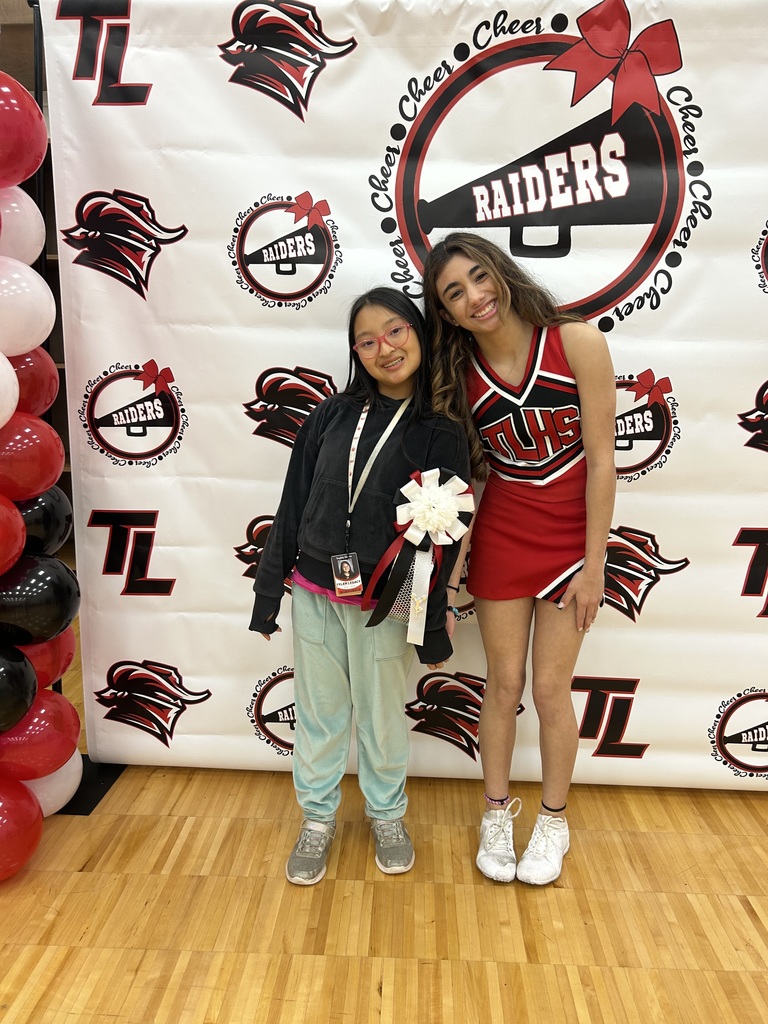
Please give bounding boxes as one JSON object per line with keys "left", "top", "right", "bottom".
{"left": 447, "top": 584, "right": 459, "bottom": 593}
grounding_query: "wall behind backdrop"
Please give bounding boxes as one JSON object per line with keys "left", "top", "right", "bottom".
{"left": 39, "top": 0, "right": 768, "bottom": 790}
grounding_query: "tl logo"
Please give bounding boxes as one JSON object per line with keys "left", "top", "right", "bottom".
{"left": 733, "top": 530, "right": 768, "bottom": 618}
{"left": 88, "top": 510, "right": 175, "bottom": 596}
{"left": 57, "top": 0, "right": 151, "bottom": 105}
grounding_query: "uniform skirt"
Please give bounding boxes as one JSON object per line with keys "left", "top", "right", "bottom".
{"left": 467, "top": 469, "right": 587, "bottom": 603}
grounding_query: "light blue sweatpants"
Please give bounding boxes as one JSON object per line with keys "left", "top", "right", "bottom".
{"left": 290, "top": 583, "right": 414, "bottom": 822}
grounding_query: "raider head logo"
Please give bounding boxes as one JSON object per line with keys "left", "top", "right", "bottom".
{"left": 234, "top": 515, "right": 292, "bottom": 594}
{"left": 406, "top": 671, "right": 525, "bottom": 760}
{"left": 405, "top": 671, "right": 485, "bottom": 760}
{"left": 244, "top": 365, "right": 336, "bottom": 447}
{"left": 219, "top": 0, "right": 357, "bottom": 119}
{"left": 738, "top": 381, "right": 768, "bottom": 454}
{"left": 62, "top": 189, "right": 187, "bottom": 297}
{"left": 95, "top": 660, "right": 211, "bottom": 746}
{"left": 604, "top": 524, "right": 689, "bottom": 620}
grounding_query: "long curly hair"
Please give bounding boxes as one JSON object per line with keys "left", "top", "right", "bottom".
{"left": 422, "top": 231, "right": 583, "bottom": 480}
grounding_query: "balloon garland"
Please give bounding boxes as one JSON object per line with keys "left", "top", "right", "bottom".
{"left": 0, "top": 71, "right": 82, "bottom": 880}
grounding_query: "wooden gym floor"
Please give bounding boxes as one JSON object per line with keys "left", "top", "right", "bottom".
{"left": 1, "top": 608, "right": 766, "bottom": 1022}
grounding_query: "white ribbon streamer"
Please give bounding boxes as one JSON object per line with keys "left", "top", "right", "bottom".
{"left": 395, "top": 470, "right": 474, "bottom": 646}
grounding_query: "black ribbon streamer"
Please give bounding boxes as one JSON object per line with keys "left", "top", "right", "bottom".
{"left": 365, "top": 535, "right": 431, "bottom": 629}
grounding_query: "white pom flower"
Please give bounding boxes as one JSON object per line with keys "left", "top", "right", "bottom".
{"left": 397, "top": 468, "right": 474, "bottom": 546}
{"left": 409, "top": 483, "right": 459, "bottom": 534}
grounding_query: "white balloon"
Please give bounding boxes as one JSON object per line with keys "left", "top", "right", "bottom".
{"left": 0, "top": 350, "right": 19, "bottom": 428}
{"left": 0, "top": 187, "right": 46, "bottom": 265}
{"left": 0, "top": 255, "right": 56, "bottom": 357}
{"left": 20, "top": 748, "right": 84, "bottom": 817}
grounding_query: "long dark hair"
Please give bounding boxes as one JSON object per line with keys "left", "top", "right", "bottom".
{"left": 343, "top": 286, "right": 432, "bottom": 423}
{"left": 422, "top": 231, "right": 583, "bottom": 480}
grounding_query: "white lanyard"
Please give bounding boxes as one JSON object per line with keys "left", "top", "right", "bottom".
{"left": 345, "top": 396, "right": 412, "bottom": 545}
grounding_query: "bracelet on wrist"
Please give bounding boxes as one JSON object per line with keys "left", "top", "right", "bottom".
{"left": 447, "top": 605, "right": 460, "bottom": 617}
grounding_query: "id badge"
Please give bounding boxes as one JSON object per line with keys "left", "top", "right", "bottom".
{"left": 332, "top": 552, "right": 363, "bottom": 597}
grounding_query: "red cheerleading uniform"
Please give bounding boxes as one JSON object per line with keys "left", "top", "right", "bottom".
{"left": 466, "top": 324, "right": 588, "bottom": 602}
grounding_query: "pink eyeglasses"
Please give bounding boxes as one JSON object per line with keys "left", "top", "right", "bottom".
{"left": 352, "top": 323, "right": 412, "bottom": 359}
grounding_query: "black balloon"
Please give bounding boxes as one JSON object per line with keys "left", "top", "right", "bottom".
{"left": 0, "top": 644, "right": 37, "bottom": 734}
{"left": 15, "top": 486, "right": 73, "bottom": 556}
{"left": 0, "top": 554, "right": 81, "bottom": 646}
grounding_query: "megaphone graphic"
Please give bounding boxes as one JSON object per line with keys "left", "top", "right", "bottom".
{"left": 723, "top": 720, "right": 768, "bottom": 752}
{"left": 614, "top": 402, "right": 668, "bottom": 451}
{"left": 417, "top": 106, "right": 663, "bottom": 258}
{"left": 262, "top": 702, "right": 297, "bottom": 730}
{"left": 244, "top": 224, "right": 328, "bottom": 275}
{"left": 94, "top": 391, "right": 177, "bottom": 437}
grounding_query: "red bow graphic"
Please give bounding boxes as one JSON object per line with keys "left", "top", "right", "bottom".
{"left": 545, "top": 0, "right": 682, "bottom": 124}
{"left": 287, "top": 191, "right": 330, "bottom": 229}
{"left": 627, "top": 369, "right": 671, "bottom": 407}
{"left": 136, "top": 359, "right": 174, "bottom": 395}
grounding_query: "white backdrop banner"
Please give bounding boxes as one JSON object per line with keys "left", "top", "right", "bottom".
{"left": 40, "top": 0, "right": 768, "bottom": 790}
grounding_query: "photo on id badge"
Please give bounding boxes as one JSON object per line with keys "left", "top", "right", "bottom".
{"left": 332, "top": 553, "right": 363, "bottom": 596}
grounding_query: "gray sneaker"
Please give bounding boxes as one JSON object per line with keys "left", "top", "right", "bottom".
{"left": 371, "top": 818, "right": 415, "bottom": 874}
{"left": 285, "top": 819, "right": 336, "bottom": 885}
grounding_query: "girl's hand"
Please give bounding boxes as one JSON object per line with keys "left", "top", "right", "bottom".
{"left": 428, "top": 660, "right": 446, "bottom": 670}
{"left": 558, "top": 571, "right": 603, "bottom": 632}
{"left": 259, "top": 626, "right": 282, "bottom": 641}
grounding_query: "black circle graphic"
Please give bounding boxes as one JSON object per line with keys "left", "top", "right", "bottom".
{"left": 254, "top": 671, "right": 296, "bottom": 752}
{"left": 614, "top": 380, "right": 673, "bottom": 475}
{"left": 235, "top": 201, "right": 334, "bottom": 303}
{"left": 86, "top": 369, "right": 182, "bottom": 460}
{"left": 394, "top": 38, "right": 685, "bottom": 320}
{"left": 715, "top": 693, "right": 768, "bottom": 775}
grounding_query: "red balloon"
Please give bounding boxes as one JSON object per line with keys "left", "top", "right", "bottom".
{"left": 0, "top": 776, "right": 43, "bottom": 880}
{"left": 18, "top": 626, "right": 76, "bottom": 688}
{"left": 0, "top": 411, "right": 64, "bottom": 501}
{"left": 0, "top": 493, "right": 25, "bottom": 575}
{"left": 0, "top": 72, "right": 48, "bottom": 189}
{"left": 8, "top": 348, "right": 59, "bottom": 416}
{"left": 0, "top": 688, "right": 80, "bottom": 780}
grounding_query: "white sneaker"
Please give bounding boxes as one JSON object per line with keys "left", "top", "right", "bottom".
{"left": 475, "top": 798, "right": 522, "bottom": 882}
{"left": 516, "top": 813, "right": 570, "bottom": 885}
